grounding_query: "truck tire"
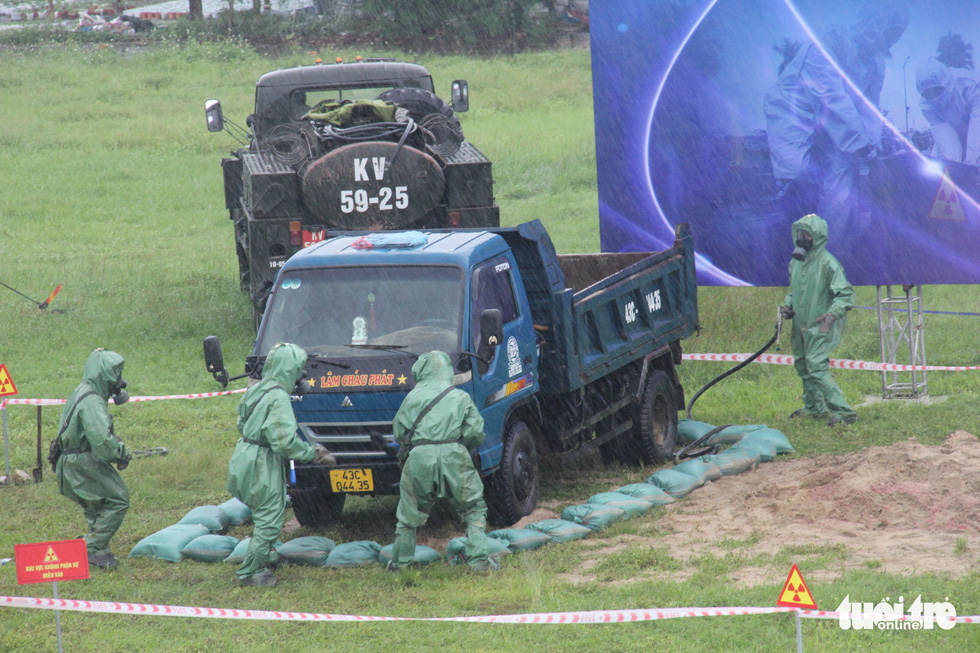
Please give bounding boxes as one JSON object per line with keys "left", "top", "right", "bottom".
{"left": 377, "top": 87, "right": 461, "bottom": 132}
{"left": 485, "top": 420, "right": 539, "bottom": 527}
{"left": 288, "top": 487, "right": 346, "bottom": 528}
{"left": 626, "top": 370, "right": 678, "bottom": 465}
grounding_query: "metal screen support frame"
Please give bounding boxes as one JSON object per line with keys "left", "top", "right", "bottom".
{"left": 876, "top": 284, "right": 927, "bottom": 398}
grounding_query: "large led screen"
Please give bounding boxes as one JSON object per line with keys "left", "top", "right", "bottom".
{"left": 592, "top": 0, "right": 980, "bottom": 285}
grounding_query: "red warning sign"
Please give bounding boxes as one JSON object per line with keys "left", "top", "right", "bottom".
{"left": 0, "top": 363, "right": 18, "bottom": 397}
{"left": 14, "top": 539, "right": 90, "bottom": 585}
{"left": 777, "top": 563, "right": 817, "bottom": 609}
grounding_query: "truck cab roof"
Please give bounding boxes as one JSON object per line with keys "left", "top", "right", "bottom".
{"left": 256, "top": 61, "right": 434, "bottom": 91}
{"left": 284, "top": 229, "right": 510, "bottom": 270}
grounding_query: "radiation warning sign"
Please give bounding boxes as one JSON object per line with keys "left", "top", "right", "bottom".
{"left": 777, "top": 564, "right": 818, "bottom": 609}
{"left": 14, "top": 538, "right": 89, "bottom": 585}
{"left": 928, "top": 168, "right": 966, "bottom": 222}
{"left": 0, "top": 363, "right": 18, "bottom": 397}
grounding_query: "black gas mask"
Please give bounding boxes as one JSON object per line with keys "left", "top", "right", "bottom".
{"left": 293, "top": 370, "right": 309, "bottom": 396}
{"left": 792, "top": 230, "right": 813, "bottom": 261}
{"left": 109, "top": 373, "right": 129, "bottom": 405}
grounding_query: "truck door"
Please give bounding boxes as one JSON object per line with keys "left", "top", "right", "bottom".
{"left": 469, "top": 254, "right": 536, "bottom": 468}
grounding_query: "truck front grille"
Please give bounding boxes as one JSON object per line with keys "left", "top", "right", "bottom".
{"left": 299, "top": 421, "right": 395, "bottom": 459}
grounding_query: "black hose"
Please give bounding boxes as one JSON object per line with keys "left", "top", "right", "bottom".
{"left": 685, "top": 324, "right": 780, "bottom": 420}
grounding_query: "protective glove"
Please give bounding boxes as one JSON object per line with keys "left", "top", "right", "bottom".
{"left": 397, "top": 443, "right": 411, "bottom": 469}
{"left": 470, "top": 448, "right": 483, "bottom": 473}
{"left": 816, "top": 312, "right": 837, "bottom": 333}
{"left": 857, "top": 144, "right": 878, "bottom": 165}
{"left": 779, "top": 305, "right": 795, "bottom": 320}
{"left": 117, "top": 455, "right": 132, "bottom": 471}
{"left": 312, "top": 444, "right": 337, "bottom": 466}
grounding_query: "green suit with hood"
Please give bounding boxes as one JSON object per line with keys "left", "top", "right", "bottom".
{"left": 227, "top": 342, "right": 315, "bottom": 581}
{"left": 784, "top": 214, "right": 856, "bottom": 419}
{"left": 391, "top": 351, "right": 489, "bottom": 570}
{"left": 56, "top": 349, "right": 131, "bottom": 556}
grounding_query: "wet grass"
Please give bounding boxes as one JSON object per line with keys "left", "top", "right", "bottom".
{"left": 0, "top": 44, "right": 978, "bottom": 652}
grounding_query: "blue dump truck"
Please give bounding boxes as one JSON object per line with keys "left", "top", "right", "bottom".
{"left": 205, "top": 220, "right": 698, "bottom": 526}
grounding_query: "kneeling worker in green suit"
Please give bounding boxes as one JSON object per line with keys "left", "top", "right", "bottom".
{"left": 390, "top": 351, "right": 495, "bottom": 571}
{"left": 227, "top": 342, "right": 335, "bottom": 587}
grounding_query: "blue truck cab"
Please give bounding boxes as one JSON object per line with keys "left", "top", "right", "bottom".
{"left": 208, "top": 219, "right": 699, "bottom": 527}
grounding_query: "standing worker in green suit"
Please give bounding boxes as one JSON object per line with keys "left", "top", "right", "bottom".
{"left": 227, "top": 342, "right": 335, "bottom": 587}
{"left": 390, "top": 351, "right": 495, "bottom": 571}
{"left": 56, "top": 348, "right": 132, "bottom": 570}
{"left": 780, "top": 213, "right": 857, "bottom": 426}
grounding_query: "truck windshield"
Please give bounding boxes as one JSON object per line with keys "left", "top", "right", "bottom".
{"left": 257, "top": 266, "right": 463, "bottom": 358}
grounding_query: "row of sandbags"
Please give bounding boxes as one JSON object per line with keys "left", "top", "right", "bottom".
{"left": 128, "top": 421, "right": 794, "bottom": 567}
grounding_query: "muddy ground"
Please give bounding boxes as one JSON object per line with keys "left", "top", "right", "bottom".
{"left": 544, "top": 430, "right": 980, "bottom": 587}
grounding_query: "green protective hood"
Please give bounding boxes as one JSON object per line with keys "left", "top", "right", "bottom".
{"left": 81, "top": 349, "right": 125, "bottom": 400}
{"left": 262, "top": 342, "right": 307, "bottom": 390}
{"left": 792, "top": 213, "right": 829, "bottom": 255}
{"left": 411, "top": 351, "right": 454, "bottom": 390}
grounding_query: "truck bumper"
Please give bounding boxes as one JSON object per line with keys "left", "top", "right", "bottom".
{"left": 294, "top": 460, "right": 403, "bottom": 497}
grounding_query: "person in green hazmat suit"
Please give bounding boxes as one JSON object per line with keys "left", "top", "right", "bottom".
{"left": 226, "top": 342, "right": 335, "bottom": 587}
{"left": 780, "top": 214, "right": 857, "bottom": 426}
{"left": 390, "top": 351, "right": 495, "bottom": 571}
{"left": 56, "top": 348, "right": 132, "bottom": 570}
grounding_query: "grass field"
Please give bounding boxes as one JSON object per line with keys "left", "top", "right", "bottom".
{"left": 0, "top": 43, "right": 978, "bottom": 652}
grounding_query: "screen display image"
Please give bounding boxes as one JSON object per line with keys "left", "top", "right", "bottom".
{"left": 592, "top": 0, "right": 980, "bottom": 285}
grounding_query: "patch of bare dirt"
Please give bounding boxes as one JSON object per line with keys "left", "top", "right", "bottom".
{"left": 563, "top": 431, "right": 980, "bottom": 588}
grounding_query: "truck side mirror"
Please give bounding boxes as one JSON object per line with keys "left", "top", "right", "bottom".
{"left": 205, "top": 99, "right": 224, "bottom": 132}
{"left": 450, "top": 80, "right": 469, "bottom": 113}
{"left": 477, "top": 309, "right": 503, "bottom": 374}
{"left": 204, "top": 335, "right": 229, "bottom": 387}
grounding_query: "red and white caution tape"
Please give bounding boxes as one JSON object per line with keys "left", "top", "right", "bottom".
{"left": 682, "top": 353, "right": 980, "bottom": 372}
{"left": 0, "top": 388, "right": 245, "bottom": 411}
{"left": 1, "top": 596, "right": 977, "bottom": 624}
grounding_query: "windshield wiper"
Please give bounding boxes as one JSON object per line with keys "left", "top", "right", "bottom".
{"left": 308, "top": 355, "right": 350, "bottom": 369}
{"left": 343, "top": 344, "right": 414, "bottom": 356}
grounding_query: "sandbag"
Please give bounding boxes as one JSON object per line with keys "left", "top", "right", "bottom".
{"left": 706, "top": 424, "right": 769, "bottom": 445}
{"left": 646, "top": 468, "right": 704, "bottom": 497}
{"left": 672, "top": 458, "right": 722, "bottom": 484}
{"left": 223, "top": 537, "right": 283, "bottom": 565}
{"left": 177, "top": 505, "right": 230, "bottom": 533}
{"left": 218, "top": 498, "right": 252, "bottom": 526}
{"left": 741, "top": 428, "right": 795, "bottom": 454}
{"left": 587, "top": 492, "right": 653, "bottom": 519}
{"left": 276, "top": 536, "right": 337, "bottom": 567}
{"left": 700, "top": 450, "right": 759, "bottom": 476}
{"left": 181, "top": 535, "right": 239, "bottom": 563}
{"left": 128, "top": 524, "right": 210, "bottom": 563}
{"left": 731, "top": 435, "right": 778, "bottom": 463}
{"left": 324, "top": 541, "right": 382, "bottom": 568}
{"left": 488, "top": 528, "right": 553, "bottom": 552}
{"left": 525, "top": 519, "right": 592, "bottom": 543}
{"left": 378, "top": 544, "right": 442, "bottom": 566}
{"left": 560, "top": 503, "right": 626, "bottom": 532}
{"left": 615, "top": 483, "right": 676, "bottom": 505}
{"left": 445, "top": 536, "right": 511, "bottom": 565}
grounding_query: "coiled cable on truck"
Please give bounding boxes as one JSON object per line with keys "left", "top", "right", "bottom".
{"left": 264, "top": 122, "right": 317, "bottom": 169}
{"left": 312, "top": 121, "right": 424, "bottom": 152}
{"left": 419, "top": 113, "right": 463, "bottom": 157}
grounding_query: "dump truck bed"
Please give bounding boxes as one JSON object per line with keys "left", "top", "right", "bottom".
{"left": 495, "top": 222, "right": 698, "bottom": 395}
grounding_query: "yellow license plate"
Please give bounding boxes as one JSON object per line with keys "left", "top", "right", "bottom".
{"left": 329, "top": 468, "right": 374, "bottom": 493}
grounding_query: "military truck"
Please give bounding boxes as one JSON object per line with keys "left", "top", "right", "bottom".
{"left": 205, "top": 58, "right": 499, "bottom": 325}
{"left": 204, "top": 220, "right": 699, "bottom": 527}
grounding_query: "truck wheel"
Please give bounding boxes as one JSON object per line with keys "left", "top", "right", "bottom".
{"left": 377, "top": 87, "right": 461, "bottom": 132}
{"left": 485, "top": 420, "right": 539, "bottom": 527}
{"left": 288, "top": 487, "right": 346, "bottom": 528}
{"left": 626, "top": 370, "right": 678, "bottom": 465}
